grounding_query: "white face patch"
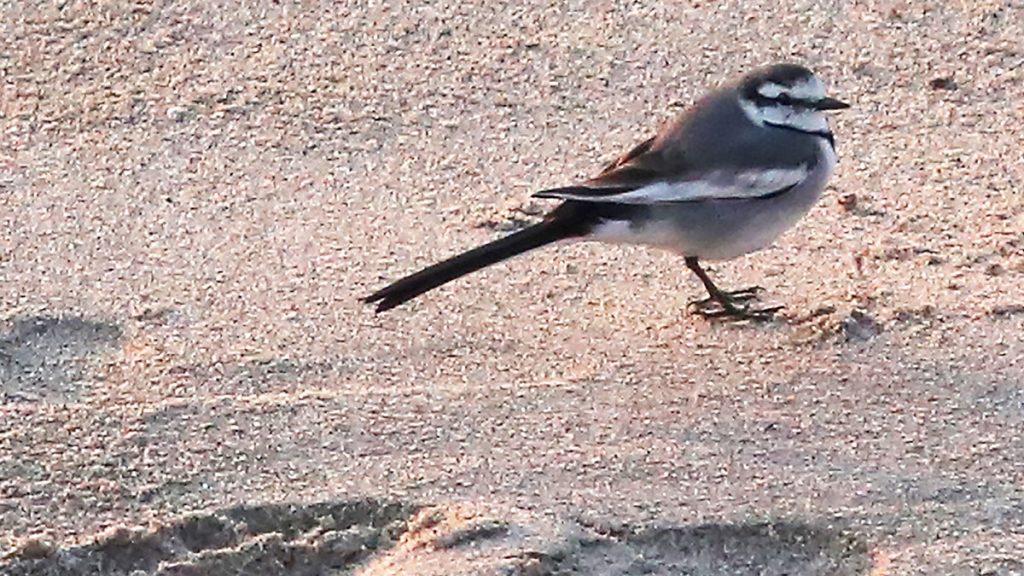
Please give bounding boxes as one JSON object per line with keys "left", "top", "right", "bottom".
{"left": 740, "top": 95, "right": 831, "bottom": 133}
{"left": 738, "top": 97, "right": 766, "bottom": 126}
{"left": 756, "top": 82, "right": 786, "bottom": 98}
{"left": 755, "top": 105, "right": 831, "bottom": 133}
{"left": 756, "top": 76, "right": 827, "bottom": 101}
{"left": 741, "top": 75, "right": 833, "bottom": 134}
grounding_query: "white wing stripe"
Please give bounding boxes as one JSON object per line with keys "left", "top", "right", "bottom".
{"left": 550, "top": 166, "right": 809, "bottom": 205}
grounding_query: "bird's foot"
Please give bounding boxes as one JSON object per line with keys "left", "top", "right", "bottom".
{"left": 694, "top": 302, "right": 784, "bottom": 321}
{"left": 687, "top": 286, "right": 763, "bottom": 309}
{"left": 688, "top": 286, "right": 782, "bottom": 321}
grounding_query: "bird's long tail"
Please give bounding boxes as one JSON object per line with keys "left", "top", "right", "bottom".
{"left": 363, "top": 210, "right": 589, "bottom": 313}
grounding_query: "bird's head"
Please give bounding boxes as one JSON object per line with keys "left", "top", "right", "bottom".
{"left": 738, "top": 63, "right": 849, "bottom": 134}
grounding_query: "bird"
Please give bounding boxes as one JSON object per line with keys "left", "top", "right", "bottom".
{"left": 363, "top": 63, "right": 849, "bottom": 320}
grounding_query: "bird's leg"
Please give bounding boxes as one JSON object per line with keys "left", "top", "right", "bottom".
{"left": 684, "top": 257, "right": 781, "bottom": 320}
{"left": 683, "top": 256, "right": 744, "bottom": 308}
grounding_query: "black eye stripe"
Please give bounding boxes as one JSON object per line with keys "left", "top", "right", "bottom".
{"left": 749, "top": 92, "right": 810, "bottom": 108}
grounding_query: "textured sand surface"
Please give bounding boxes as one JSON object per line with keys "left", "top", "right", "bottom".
{"left": 1, "top": 1, "right": 1023, "bottom": 574}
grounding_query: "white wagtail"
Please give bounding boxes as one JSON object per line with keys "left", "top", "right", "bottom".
{"left": 364, "top": 63, "right": 849, "bottom": 320}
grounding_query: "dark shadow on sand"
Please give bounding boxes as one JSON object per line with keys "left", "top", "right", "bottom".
{"left": 0, "top": 314, "right": 122, "bottom": 402}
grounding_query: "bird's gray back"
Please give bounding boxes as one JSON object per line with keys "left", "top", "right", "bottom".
{"left": 654, "top": 87, "right": 825, "bottom": 176}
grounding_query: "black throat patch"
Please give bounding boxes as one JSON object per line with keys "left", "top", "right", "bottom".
{"left": 764, "top": 121, "right": 836, "bottom": 151}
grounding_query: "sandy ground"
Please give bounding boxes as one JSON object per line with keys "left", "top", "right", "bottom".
{"left": 1, "top": 0, "right": 1023, "bottom": 574}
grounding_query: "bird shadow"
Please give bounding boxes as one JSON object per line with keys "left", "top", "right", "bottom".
{"left": 0, "top": 314, "right": 123, "bottom": 403}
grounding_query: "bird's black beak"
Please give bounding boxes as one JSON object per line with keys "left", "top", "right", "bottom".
{"left": 813, "top": 96, "right": 851, "bottom": 111}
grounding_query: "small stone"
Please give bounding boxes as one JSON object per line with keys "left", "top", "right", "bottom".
{"left": 991, "top": 304, "right": 1024, "bottom": 317}
{"left": 838, "top": 193, "right": 858, "bottom": 211}
{"left": 985, "top": 263, "right": 1006, "bottom": 277}
{"left": 842, "top": 309, "right": 881, "bottom": 342}
{"left": 894, "top": 305, "right": 936, "bottom": 323}
{"left": 17, "top": 536, "right": 55, "bottom": 559}
{"left": 166, "top": 106, "right": 189, "bottom": 122}
{"left": 929, "top": 77, "right": 958, "bottom": 91}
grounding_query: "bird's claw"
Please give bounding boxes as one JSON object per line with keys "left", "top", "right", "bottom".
{"left": 687, "top": 286, "right": 781, "bottom": 321}
{"left": 693, "top": 303, "right": 784, "bottom": 321}
{"left": 687, "top": 286, "right": 764, "bottom": 310}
